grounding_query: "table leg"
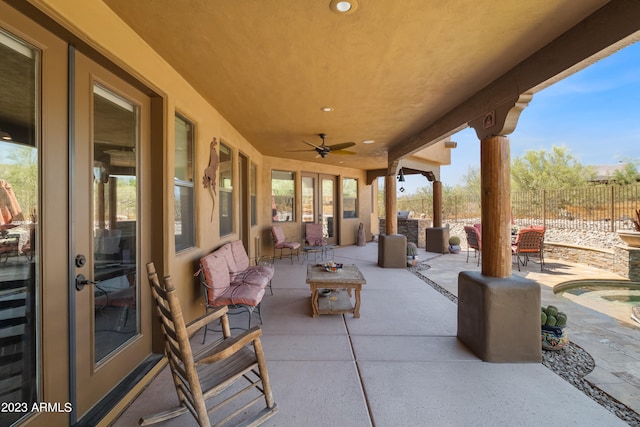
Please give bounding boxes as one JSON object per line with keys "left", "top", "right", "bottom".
{"left": 353, "top": 287, "right": 361, "bottom": 318}
{"left": 311, "top": 287, "right": 319, "bottom": 317}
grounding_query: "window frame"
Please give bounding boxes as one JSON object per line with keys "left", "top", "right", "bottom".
{"left": 173, "top": 113, "right": 195, "bottom": 252}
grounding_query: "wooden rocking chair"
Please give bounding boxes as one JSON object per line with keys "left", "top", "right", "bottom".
{"left": 142, "top": 262, "right": 278, "bottom": 427}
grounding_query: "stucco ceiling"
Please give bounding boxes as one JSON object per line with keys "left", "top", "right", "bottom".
{"left": 103, "top": 0, "right": 610, "bottom": 170}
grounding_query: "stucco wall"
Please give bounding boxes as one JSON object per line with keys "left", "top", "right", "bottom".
{"left": 34, "top": 0, "right": 372, "bottom": 320}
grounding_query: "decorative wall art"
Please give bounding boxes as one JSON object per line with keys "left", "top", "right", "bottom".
{"left": 202, "top": 137, "right": 219, "bottom": 221}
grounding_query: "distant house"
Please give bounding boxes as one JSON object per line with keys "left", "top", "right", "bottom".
{"left": 590, "top": 163, "right": 640, "bottom": 184}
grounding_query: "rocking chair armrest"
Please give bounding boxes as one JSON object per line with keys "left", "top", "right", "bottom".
{"left": 195, "top": 326, "right": 262, "bottom": 364}
{"left": 185, "top": 306, "right": 229, "bottom": 337}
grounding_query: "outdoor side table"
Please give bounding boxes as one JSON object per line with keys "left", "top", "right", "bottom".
{"left": 306, "top": 264, "right": 366, "bottom": 318}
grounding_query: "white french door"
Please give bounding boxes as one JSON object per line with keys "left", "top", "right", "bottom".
{"left": 72, "top": 51, "right": 152, "bottom": 419}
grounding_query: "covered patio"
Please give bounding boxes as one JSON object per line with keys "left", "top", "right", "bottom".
{"left": 112, "top": 244, "right": 636, "bottom": 426}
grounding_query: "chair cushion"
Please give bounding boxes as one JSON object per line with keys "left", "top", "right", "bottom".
{"left": 271, "top": 226, "right": 285, "bottom": 245}
{"left": 200, "top": 252, "right": 231, "bottom": 302}
{"left": 252, "top": 264, "right": 274, "bottom": 279}
{"left": 230, "top": 269, "right": 270, "bottom": 288}
{"left": 305, "top": 223, "right": 327, "bottom": 246}
{"left": 214, "top": 243, "right": 240, "bottom": 273}
{"left": 209, "top": 284, "right": 265, "bottom": 307}
{"left": 229, "top": 240, "right": 251, "bottom": 271}
{"left": 276, "top": 241, "right": 300, "bottom": 250}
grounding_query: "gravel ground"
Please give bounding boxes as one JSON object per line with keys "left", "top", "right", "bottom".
{"left": 410, "top": 265, "right": 640, "bottom": 425}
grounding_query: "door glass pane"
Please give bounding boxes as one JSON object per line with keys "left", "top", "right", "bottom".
{"left": 0, "top": 29, "right": 40, "bottom": 426}
{"left": 322, "top": 178, "right": 334, "bottom": 238}
{"left": 93, "top": 84, "right": 138, "bottom": 363}
{"left": 302, "top": 176, "right": 315, "bottom": 223}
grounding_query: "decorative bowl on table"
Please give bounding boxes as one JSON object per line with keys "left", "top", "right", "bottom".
{"left": 324, "top": 262, "right": 343, "bottom": 272}
{"left": 318, "top": 289, "right": 332, "bottom": 297}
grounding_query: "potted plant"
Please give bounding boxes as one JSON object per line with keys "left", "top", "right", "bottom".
{"left": 617, "top": 209, "right": 640, "bottom": 248}
{"left": 541, "top": 305, "right": 568, "bottom": 350}
{"left": 406, "top": 242, "right": 418, "bottom": 267}
{"left": 448, "top": 236, "right": 461, "bottom": 254}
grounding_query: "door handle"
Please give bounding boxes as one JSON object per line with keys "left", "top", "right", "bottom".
{"left": 75, "top": 273, "right": 96, "bottom": 291}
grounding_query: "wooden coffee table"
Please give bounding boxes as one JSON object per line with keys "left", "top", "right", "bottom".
{"left": 306, "top": 264, "right": 366, "bottom": 318}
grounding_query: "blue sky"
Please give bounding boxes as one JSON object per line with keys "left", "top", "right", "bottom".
{"left": 401, "top": 40, "right": 640, "bottom": 193}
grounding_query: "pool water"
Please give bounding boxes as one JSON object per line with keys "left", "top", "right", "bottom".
{"left": 563, "top": 286, "right": 640, "bottom": 304}
{"left": 555, "top": 280, "right": 640, "bottom": 325}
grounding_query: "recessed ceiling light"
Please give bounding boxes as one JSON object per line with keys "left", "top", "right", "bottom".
{"left": 321, "top": 107, "right": 333, "bottom": 112}
{"left": 362, "top": 139, "right": 375, "bottom": 144}
{"left": 336, "top": 2, "right": 351, "bottom": 12}
{"left": 330, "top": 0, "right": 358, "bottom": 14}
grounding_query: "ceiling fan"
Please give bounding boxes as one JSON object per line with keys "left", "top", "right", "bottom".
{"left": 295, "top": 133, "right": 356, "bottom": 158}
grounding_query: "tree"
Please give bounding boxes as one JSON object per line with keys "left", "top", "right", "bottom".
{"left": 461, "top": 166, "right": 481, "bottom": 194}
{"left": 611, "top": 160, "right": 639, "bottom": 185}
{"left": 511, "top": 145, "right": 595, "bottom": 191}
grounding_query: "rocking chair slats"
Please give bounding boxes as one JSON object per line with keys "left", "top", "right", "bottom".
{"left": 143, "top": 262, "right": 278, "bottom": 427}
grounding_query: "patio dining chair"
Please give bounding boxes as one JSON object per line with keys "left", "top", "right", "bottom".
{"left": 271, "top": 225, "right": 300, "bottom": 263}
{"left": 142, "top": 262, "right": 278, "bottom": 427}
{"left": 304, "top": 222, "right": 327, "bottom": 247}
{"left": 463, "top": 225, "right": 482, "bottom": 266}
{"left": 512, "top": 227, "right": 545, "bottom": 271}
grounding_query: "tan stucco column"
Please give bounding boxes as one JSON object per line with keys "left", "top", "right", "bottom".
{"left": 480, "top": 135, "right": 512, "bottom": 278}
{"left": 432, "top": 180, "right": 442, "bottom": 228}
{"left": 458, "top": 96, "right": 540, "bottom": 363}
{"left": 385, "top": 174, "right": 397, "bottom": 235}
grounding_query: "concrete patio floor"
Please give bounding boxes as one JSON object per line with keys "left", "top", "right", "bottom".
{"left": 112, "top": 243, "right": 636, "bottom": 426}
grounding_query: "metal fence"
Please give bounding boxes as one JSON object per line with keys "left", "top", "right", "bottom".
{"left": 396, "top": 183, "right": 640, "bottom": 232}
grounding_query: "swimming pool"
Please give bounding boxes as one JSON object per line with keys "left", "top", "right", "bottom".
{"left": 554, "top": 279, "right": 640, "bottom": 325}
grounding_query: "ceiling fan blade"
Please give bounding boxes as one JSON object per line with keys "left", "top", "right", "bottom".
{"left": 302, "top": 140, "right": 323, "bottom": 149}
{"left": 285, "top": 148, "right": 317, "bottom": 152}
{"left": 327, "top": 142, "right": 356, "bottom": 151}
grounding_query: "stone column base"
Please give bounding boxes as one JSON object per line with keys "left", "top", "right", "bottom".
{"left": 457, "top": 271, "right": 541, "bottom": 363}
{"left": 425, "top": 227, "right": 449, "bottom": 254}
{"left": 377, "top": 234, "right": 407, "bottom": 268}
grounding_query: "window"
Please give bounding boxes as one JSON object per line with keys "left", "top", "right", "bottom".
{"left": 174, "top": 114, "right": 195, "bottom": 251}
{"left": 271, "top": 170, "right": 295, "bottom": 222}
{"left": 343, "top": 178, "right": 358, "bottom": 218}
{"left": 250, "top": 162, "right": 257, "bottom": 226}
{"left": 219, "top": 142, "right": 233, "bottom": 235}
